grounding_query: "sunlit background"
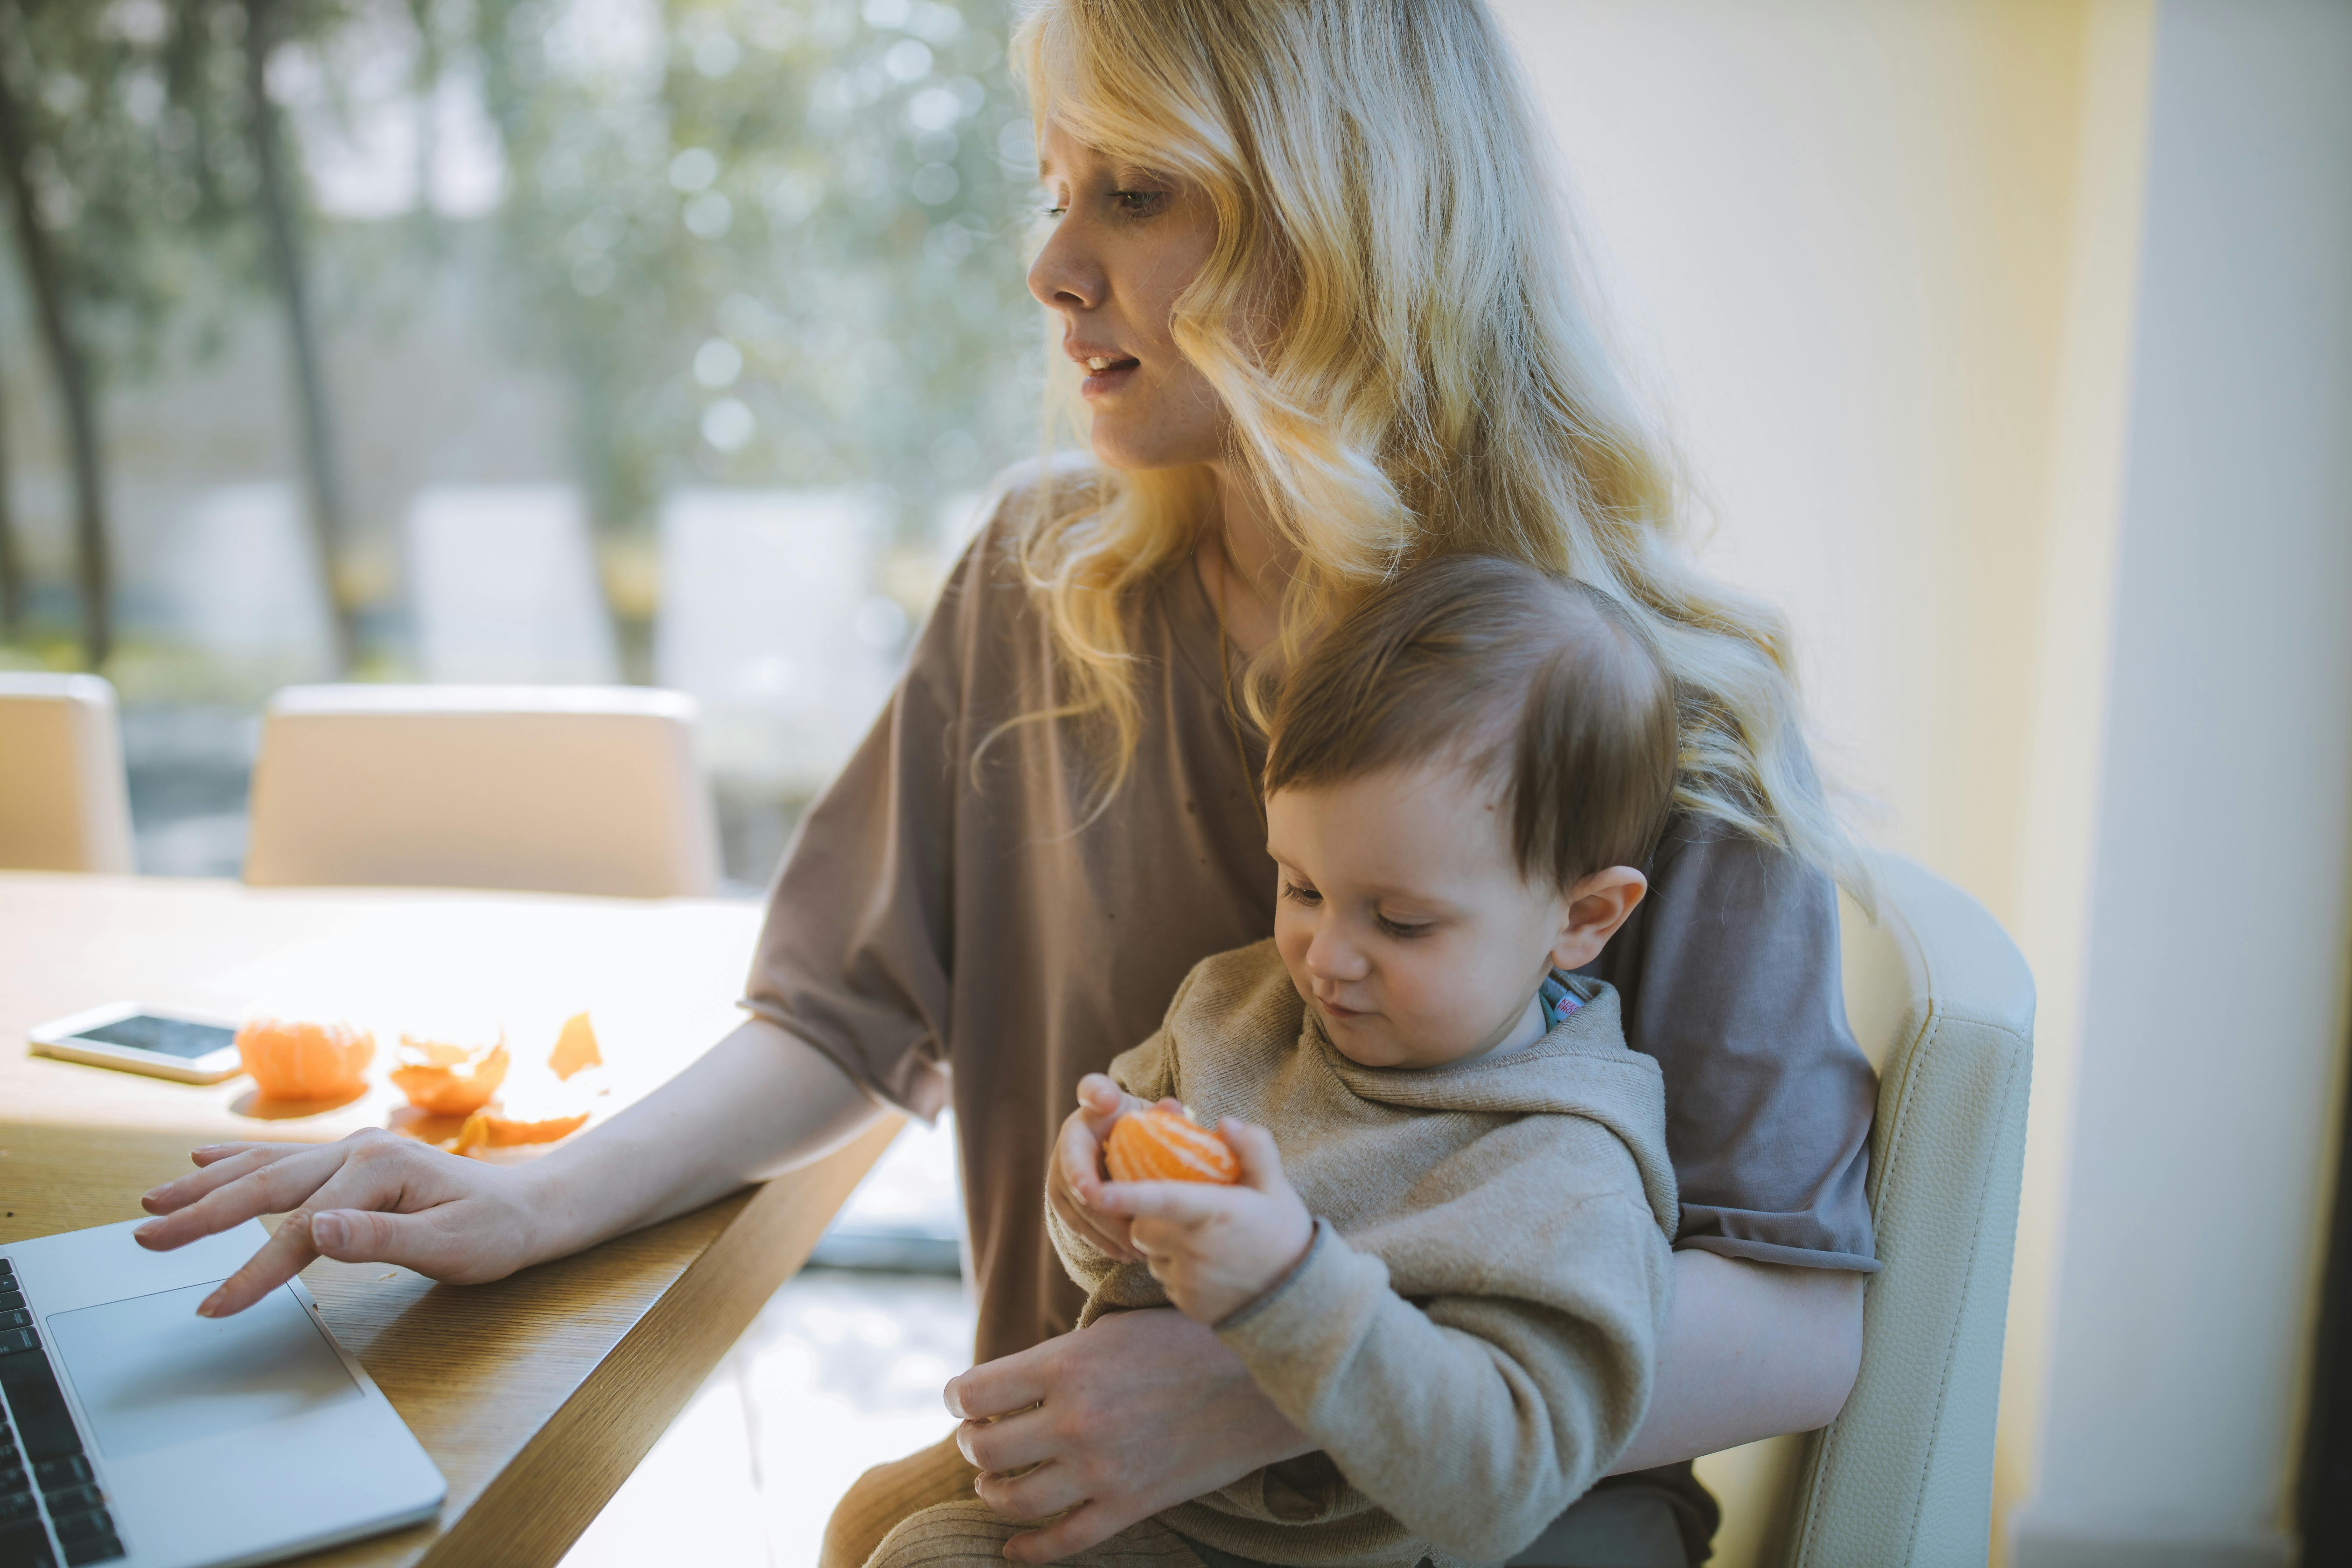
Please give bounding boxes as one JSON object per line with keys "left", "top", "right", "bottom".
{"left": 4, "top": 2, "right": 2348, "bottom": 1566}
{"left": 0, "top": 0, "right": 1035, "bottom": 888}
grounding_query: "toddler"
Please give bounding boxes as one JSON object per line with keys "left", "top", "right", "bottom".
{"left": 874, "top": 554, "right": 1681, "bottom": 1568}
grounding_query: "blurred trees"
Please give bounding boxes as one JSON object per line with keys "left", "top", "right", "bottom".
{"left": 464, "top": 0, "right": 1038, "bottom": 671}
{"left": 0, "top": 0, "right": 357, "bottom": 668}
{"left": 0, "top": 0, "right": 1042, "bottom": 674}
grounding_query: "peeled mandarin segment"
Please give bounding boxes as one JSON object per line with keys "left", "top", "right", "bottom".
{"left": 235, "top": 1018, "right": 375, "bottom": 1101}
{"left": 1104, "top": 1105, "right": 1240, "bottom": 1185}
{"left": 389, "top": 1040, "right": 510, "bottom": 1117}
{"left": 549, "top": 1013, "right": 602, "bottom": 1081}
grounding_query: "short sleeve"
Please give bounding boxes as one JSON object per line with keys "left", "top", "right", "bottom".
{"left": 1583, "top": 817, "right": 1881, "bottom": 1272}
{"left": 734, "top": 538, "right": 981, "bottom": 1121}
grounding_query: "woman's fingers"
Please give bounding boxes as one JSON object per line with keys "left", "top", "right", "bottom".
{"left": 190, "top": 1142, "right": 272, "bottom": 1168}
{"left": 973, "top": 1459, "right": 1088, "bottom": 1526}
{"left": 141, "top": 1142, "right": 306, "bottom": 1217}
{"left": 134, "top": 1142, "right": 353, "bottom": 1248}
{"left": 943, "top": 1342, "right": 1050, "bottom": 1422}
{"left": 954, "top": 1409, "right": 1055, "bottom": 1478}
{"left": 196, "top": 1213, "right": 325, "bottom": 1318}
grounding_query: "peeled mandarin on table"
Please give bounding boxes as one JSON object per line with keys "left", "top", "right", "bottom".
{"left": 235, "top": 1017, "right": 375, "bottom": 1101}
{"left": 388, "top": 1033, "right": 510, "bottom": 1117}
{"left": 1104, "top": 1104, "right": 1240, "bottom": 1184}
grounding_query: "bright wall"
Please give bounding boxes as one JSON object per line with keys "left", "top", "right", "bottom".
{"left": 1488, "top": 2, "right": 2352, "bottom": 1563}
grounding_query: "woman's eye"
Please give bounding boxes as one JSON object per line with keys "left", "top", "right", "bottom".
{"left": 1110, "top": 189, "right": 1164, "bottom": 216}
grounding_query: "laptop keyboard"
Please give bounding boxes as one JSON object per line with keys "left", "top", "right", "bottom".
{"left": 0, "top": 1259, "right": 124, "bottom": 1568}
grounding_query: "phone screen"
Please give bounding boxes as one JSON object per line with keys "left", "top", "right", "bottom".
{"left": 74, "top": 1015, "right": 237, "bottom": 1059}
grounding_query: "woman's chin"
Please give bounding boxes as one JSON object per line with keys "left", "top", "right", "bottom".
{"left": 1086, "top": 420, "right": 1220, "bottom": 474}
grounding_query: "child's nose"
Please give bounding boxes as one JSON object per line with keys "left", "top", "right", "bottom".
{"left": 1306, "top": 925, "right": 1370, "bottom": 982}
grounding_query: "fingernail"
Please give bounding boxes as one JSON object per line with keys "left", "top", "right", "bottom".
{"left": 196, "top": 1293, "right": 222, "bottom": 1317}
{"left": 134, "top": 1222, "right": 160, "bottom": 1242}
{"left": 312, "top": 1212, "right": 345, "bottom": 1249}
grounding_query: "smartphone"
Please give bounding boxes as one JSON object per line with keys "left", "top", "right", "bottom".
{"left": 29, "top": 1001, "right": 244, "bottom": 1084}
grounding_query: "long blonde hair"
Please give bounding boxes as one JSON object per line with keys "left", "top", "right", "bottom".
{"left": 1006, "top": 0, "right": 1864, "bottom": 891}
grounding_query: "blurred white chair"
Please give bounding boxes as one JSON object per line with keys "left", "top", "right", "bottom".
{"left": 0, "top": 673, "right": 136, "bottom": 874}
{"left": 1683, "top": 853, "right": 2036, "bottom": 1568}
{"left": 243, "top": 685, "right": 719, "bottom": 898}
{"left": 407, "top": 485, "right": 618, "bottom": 685}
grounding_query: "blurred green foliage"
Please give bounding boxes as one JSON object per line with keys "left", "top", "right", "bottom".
{"left": 465, "top": 0, "right": 1041, "bottom": 558}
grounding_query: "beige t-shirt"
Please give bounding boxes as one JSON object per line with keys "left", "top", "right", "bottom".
{"left": 743, "top": 498, "right": 1878, "bottom": 1367}
{"left": 1051, "top": 943, "right": 1677, "bottom": 1568}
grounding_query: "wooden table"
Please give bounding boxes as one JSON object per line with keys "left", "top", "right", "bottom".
{"left": 0, "top": 872, "right": 900, "bottom": 1568}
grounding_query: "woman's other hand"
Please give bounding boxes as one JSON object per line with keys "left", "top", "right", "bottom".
{"left": 1047, "top": 1073, "right": 1148, "bottom": 1263}
{"left": 1091, "top": 1119, "right": 1311, "bottom": 1324}
{"left": 942, "top": 1306, "right": 1311, "bottom": 1563}
{"left": 134, "top": 1129, "right": 548, "bottom": 1318}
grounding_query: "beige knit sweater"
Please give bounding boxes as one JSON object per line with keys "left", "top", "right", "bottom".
{"left": 1047, "top": 940, "right": 1679, "bottom": 1568}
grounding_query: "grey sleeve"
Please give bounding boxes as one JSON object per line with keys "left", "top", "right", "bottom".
{"left": 1582, "top": 816, "right": 1881, "bottom": 1272}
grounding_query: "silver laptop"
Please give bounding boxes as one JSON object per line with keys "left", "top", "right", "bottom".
{"left": 0, "top": 1219, "right": 444, "bottom": 1568}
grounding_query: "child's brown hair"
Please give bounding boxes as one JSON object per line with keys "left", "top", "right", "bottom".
{"left": 1264, "top": 555, "right": 1678, "bottom": 888}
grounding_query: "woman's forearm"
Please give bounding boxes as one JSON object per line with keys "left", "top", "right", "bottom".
{"left": 1608, "top": 1250, "right": 1865, "bottom": 1474}
{"left": 519, "top": 1017, "right": 883, "bottom": 1263}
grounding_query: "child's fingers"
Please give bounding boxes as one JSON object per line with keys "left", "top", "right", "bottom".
{"left": 1218, "top": 1119, "right": 1290, "bottom": 1193}
{"left": 1093, "top": 1179, "right": 1231, "bottom": 1225}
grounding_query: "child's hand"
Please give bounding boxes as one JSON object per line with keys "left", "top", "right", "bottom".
{"left": 1048, "top": 1073, "right": 1151, "bottom": 1263}
{"left": 1091, "top": 1120, "right": 1314, "bottom": 1324}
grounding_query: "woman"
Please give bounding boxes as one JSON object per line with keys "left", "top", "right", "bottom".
{"left": 136, "top": 3, "right": 1879, "bottom": 1564}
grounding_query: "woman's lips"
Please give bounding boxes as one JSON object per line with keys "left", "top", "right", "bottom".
{"left": 1079, "top": 357, "right": 1139, "bottom": 397}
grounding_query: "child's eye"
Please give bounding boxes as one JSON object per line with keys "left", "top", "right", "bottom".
{"left": 1377, "top": 915, "right": 1436, "bottom": 939}
{"left": 1281, "top": 879, "right": 1322, "bottom": 907}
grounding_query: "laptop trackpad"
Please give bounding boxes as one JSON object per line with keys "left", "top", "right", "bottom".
{"left": 47, "top": 1281, "right": 362, "bottom": 1460}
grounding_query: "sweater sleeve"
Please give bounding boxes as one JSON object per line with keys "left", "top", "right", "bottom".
{"left": 1215, "top": 1126, "right": 1672, "bottom": 1564}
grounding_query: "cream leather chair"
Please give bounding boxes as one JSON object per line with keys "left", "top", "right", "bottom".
{"left": 1698, "top": 852, "right": 2036, "bottom": 1568}
{"left": 0, "top": 672, "right": 135, "bottom": 873}
{"left": 243, "top": 685, "right": 720, "bottom": 898}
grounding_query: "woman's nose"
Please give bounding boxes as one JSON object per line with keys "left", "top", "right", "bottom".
{"left": 1027, "top": 218, "right": 1103, "bottom": 313}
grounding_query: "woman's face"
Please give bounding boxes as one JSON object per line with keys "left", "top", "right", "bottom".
{"left": 1028, "top": 120, "right": 1226, "bottom": 471}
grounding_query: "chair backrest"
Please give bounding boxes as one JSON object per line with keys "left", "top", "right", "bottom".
{"left": 0, "top": 673, "right": 135, "bottom": 874}
{"left": 243, "top": 685, "right": 720, "bottom": 898}
{"left": 1749, "top": 853, "right": 2034, "bottom": 1566}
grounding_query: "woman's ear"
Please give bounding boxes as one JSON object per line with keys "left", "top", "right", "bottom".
{"left": 1549, "top": 867, "right": 1648, "bottom": 971}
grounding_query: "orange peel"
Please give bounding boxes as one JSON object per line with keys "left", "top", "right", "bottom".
{"left": 1104, "top": 1105, "right": 1240, "bottom": 1185}
{"left": 455, "top": 1104, "right": 591, "bottom": 1156}
{"left": 549, "top": 1012, "right": 602, "bottom": 1081}
{"left": 388, "top": 1034, "right": 510, "bottom": 1118}
{"left": 236, "top": 1018, "right": 375, "bottom": 1101}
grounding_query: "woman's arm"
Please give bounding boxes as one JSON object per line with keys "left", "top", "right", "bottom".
{"left": 135, "top": 1020, "right": 878, "bottom": 1316}
{"left": 944, "top": 1246, "right": 1862, "bottom": 1563}
{"left": 1611, "top": 1250, "right": 1862, "bottom": 1472}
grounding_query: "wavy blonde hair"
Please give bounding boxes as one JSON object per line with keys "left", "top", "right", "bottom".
{"left": 1005, "top": 0, "right": 1864, "bottom": 891}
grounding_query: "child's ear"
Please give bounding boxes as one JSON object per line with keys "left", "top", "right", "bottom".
{"left": 1550, "top": 867, "right": 1648, "bottom": 971}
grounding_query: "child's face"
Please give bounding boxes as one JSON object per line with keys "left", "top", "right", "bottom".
{"left": 1266, "top": 762, "right": 1644, "bottom": 1070}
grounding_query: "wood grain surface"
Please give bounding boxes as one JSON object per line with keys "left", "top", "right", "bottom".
{"left": 0, "top": 872, "right": 899, "bottom": 1567}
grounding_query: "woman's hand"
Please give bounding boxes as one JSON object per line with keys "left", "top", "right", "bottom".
{"left": 1046, "top": 1073, "right": 1149, "bottom": 1264}
{"left": 134, "top": 1129, "right": 550, "bottom": 1318}
{"left": 943, "top": 1307, "right": 1312, "bottom": 1563}
{"left": 1091, "top": 1119, "right": 1311, "bottom": 1324}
